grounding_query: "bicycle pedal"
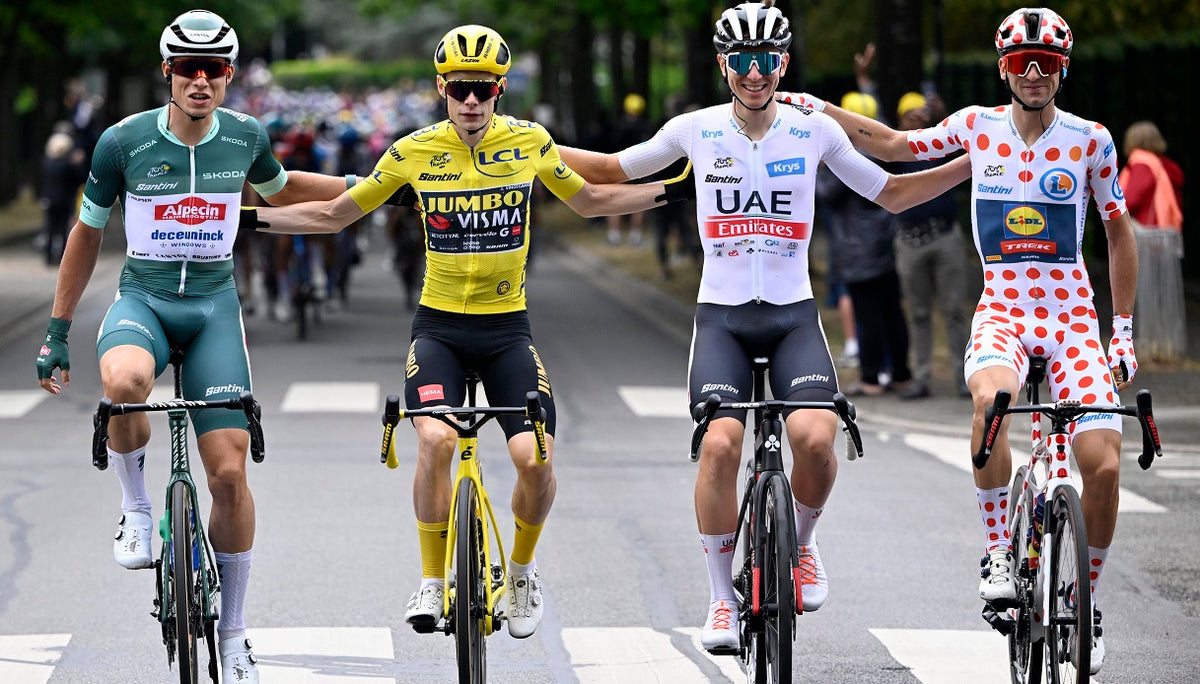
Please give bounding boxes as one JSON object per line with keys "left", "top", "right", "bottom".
{"left": 981, "top": 604, "right": 1016, "bottom": 635}
{"left": 705, "top": 646, "right": 741, "bottom": 657}
{"left": 410, "top": 621, "right": 439, "bottom": 635}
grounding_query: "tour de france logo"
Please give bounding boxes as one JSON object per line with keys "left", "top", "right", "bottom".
{"left": 1004, "top": 205, "right": 1048, "bottom": 237}
{"left": 1039, "top": 168, "right": 1077, "bottom": 201}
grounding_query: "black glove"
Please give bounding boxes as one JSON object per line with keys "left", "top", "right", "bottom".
{"left": 239, "top": 207, "right": 270, "bottom": 231}
{"left": 655, "top": 162, "right": 695, "bottom": 204}
{"left": 383, "top": 183, "right": 419, "bottom": 209}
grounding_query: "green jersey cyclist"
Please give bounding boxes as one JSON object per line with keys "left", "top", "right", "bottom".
{"left": 34, "top": 10, "right": 357, "bottom": 682}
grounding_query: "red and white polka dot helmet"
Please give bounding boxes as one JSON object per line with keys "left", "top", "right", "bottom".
{"left": 995, "top": 7, "right": 1072, "bottom": 55}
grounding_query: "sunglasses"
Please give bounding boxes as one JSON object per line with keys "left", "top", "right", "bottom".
{"left": 169, "top": 58, "right": 231, "bottom": 79}
{"left": 1002, "top": 50, "right": 1067, "bottom": 79}
{"left": 725, "top": 52, "right": 783, "bottom": 76}
{"left": 442, "top": 79, "right": 503, "bottom": 102}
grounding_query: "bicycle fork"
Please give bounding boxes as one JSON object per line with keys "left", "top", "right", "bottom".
{"left": 442, "top": 437, "right": 507, "bottom": 635}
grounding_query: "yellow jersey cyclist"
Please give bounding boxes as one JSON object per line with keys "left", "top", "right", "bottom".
{"left": 34, "top": 11, "right": 362, "bottom": 681}
{"left": 246, "top": 24, "right": 691, "bottom": 639}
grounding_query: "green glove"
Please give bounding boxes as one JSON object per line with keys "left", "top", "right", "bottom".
{"left": 655, "top": 162, "right": 695, "bottom": 204}
{"left": 36, "top": 317, "right": 71, "bottom": 381}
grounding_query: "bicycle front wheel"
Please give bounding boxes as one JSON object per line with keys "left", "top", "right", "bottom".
{"left": 170, "top": 481, "right": 200, "bottom": 684}
{"left": 454, "top": 478, "right": 487, "bottom": 684}
{"left": 1044, "top": 487, "right": 1090, "bottom": 684}
{"left": 1007, "top": 467, "right": 1043, "bottom": 684}
{"left": 762, "top": 478, "right": 795, "bottom": 683}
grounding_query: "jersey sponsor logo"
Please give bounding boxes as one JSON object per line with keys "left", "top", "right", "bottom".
{"left": 787, "top": 127, "right": 812, "bottom": 139}
{"left": 984, "top": 165, "right": 1005, "bottom": 178}
{"left": 703, "top": 216, "right": 809, "bottom": 240}
{"left": 128, "top": 140, "right": 157, "bottom": 158}
{"left": 136, "top": 182, "right": 180, "bottom": 192}
{"left": 1111, "top": 175, "right": 1124, "bottom": 201}
{"left": 418, "top": 384, "right": 445, "bottom": 402}
{"left": 389, "top": 147, "right": 405, "bottom": 163}
{"left": 422, "top": 184, "right": 531, "bottom": 254}
{"left": 976, "top": 353, "right": 1009, "bottom": 364}
{"left": 418, "top": 172, "right": 462, "bottom": 182}
{"left": 220, "top": 135, "right": 248, "bottom": 148}
{"left": 704, "top": 174, "right": 742, "bottom": 184}
{"left": 202, "top": 170, "right": 246, "bottom": 180}
{"left": 154, "top": 197, "right": 227, "bottom": 225}
{"left": 976, "top": 199, "right": 1075, "bottom": 264}
{"left": 977, "top": 183, "right": 1013, "bottom": 195}
{"left": 150, "top": 228, "right": 225, "bottom": 241}
{"left": 205, "top": 383, "right": 246, "bottom": 397}
{"left": 789, "top": 373, "right": 830, "bottom": 387}
{"left": 539, "top": 140, "right": 552, "bottom": 157}
{"left": 497, "top": 281, "right": 511, "bottom": 295}
{"left": 714, "top": 157, "right": 734, "bottom": 169}
{"left": 765, "top": 157, "right": 805, "bottom": 177}
{"left": 1039, "top": 168, "right": 1077, "bottom": 200}
{"left": 714, "top": 189, "right": 793, "bottom": 215}
{"left": 1057, "top": 120, "right": 1091, "bottom": 135}
{"left": 219, "top": 107, "right": 250, "bottom": 123}
{"left": 116, "top": 319, "right": 154, "bottom": 339}
{"left": 701, "top": 129, "right": 724, "bottom": 139}
{"left": 980, "top": 111, "right": 1006, "bottom": 122}
{"left": 553, "top": 162, "right": 573, "bottom": 180}
{"left": 430, "top": 152, "right": 452, "bottom": 168}
{"left": 147, "top": 163, "right": 171, "bottom": 178}
{"left": 1102, "top": 142, "right": 1114, "bottom": 158}
{"left": 477, "top": 148, "right": 529, "bottom": 165}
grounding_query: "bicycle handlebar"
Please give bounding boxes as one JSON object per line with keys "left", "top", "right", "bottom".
{"left": 688, "top": 392, "right": 864, "bottom": 463}
{"left": 380, "top": 392, "right": 549, "bottom": 469}
{"left": 972, "top": 389, "right": 1163, "bottom": 470}
{"left": 91, "top": 391, "right": 266, "bottom": 470}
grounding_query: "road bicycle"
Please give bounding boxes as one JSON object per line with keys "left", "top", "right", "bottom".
{"left": 380, "top": 371, "right": 548, "bottom": 684}
{"left": 92, "top": 348, "right": 265, "bottom": 683}
{"left": 689, "top": 358, "right": 864, "bottom": 684}
{"left": 975, "top": 357, "right": 1162, "bottom": 684}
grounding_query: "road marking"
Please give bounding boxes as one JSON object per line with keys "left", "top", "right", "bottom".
{"left": 617, "top": 385, "right": 689, "bottom": 418}
{"left": 870, "top": 628, "right": 1008, "bottom": 684}
{"left": 677, "top": 627, "right": 748, "bottom": 682}
{"left": 904, "top": 433, "right": 1167, "bottom": 513}
{"left": 281, "top": 382, "right": 380, "bottom": 413}
{"left": 0, "top": 634, "right": 71, "bottom": 684}
{"left": 249, "top": 627, "right": 394, "bottom": 682}
{"left": 564, "top": 626, "right": 743, "bottom": 682}
{"left": 1154, "top": 469, "right": 1200, "bottom": 479}
{"left": 0, "top": 391, "right": 47, "bottom": 419}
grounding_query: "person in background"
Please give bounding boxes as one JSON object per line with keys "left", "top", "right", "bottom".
{"left": 38, "top": 128, "right": 88, "bottom": 266}
{"left": 890, "top": 92, "right": 971, "bottom": 399}
{"left": 605, "top": 93, "right": 653, "bottom": 246}
{"left": 817, "top": 92, "right": 913, "bottom": 396}
{"left": 1119, "top": 121, "right": 1183, "bottom": 232}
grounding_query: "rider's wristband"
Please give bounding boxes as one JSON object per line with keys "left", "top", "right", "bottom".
{"left": 345, "top": 174, "right": 357, "bottom": 190}
{"left": 46, "top": 316, "right": 70, "bottom": 340}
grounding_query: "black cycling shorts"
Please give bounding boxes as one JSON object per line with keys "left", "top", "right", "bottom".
{"left": 688, "top": 300, "right": 838, "bottom": 424}
{"left": 405, "top": 306, "right": 555, "bottom": 439}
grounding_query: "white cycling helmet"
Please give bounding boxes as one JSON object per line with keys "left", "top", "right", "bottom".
{"left": 713, "top": 1, "right": 792, "bottom": 54}
{"left": 159, "top": 10, "right": 239, "bottom": 62}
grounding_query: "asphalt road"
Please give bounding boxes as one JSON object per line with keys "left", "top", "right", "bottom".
{"left": 1, "top": 233, "right": 1197, "bottom": 683}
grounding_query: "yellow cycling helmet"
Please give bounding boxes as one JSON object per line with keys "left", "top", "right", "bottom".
{"left": 840, "top": 91, "right": 878, "bottom": 120}
{"left": 434, "top": 25, "right": 511, "bottom": 76}
{"left": 896, "top": 91, "right": 927, "bottom": 119}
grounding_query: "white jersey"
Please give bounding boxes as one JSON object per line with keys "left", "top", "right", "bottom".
{"left": 907, "top": 105, "right": 1126, "bottom": 308}
{"left": 619, "top": 103, "right": 888, "bottom": 305}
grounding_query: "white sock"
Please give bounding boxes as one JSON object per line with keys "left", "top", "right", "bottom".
{"left": 508, "top": 558, "right": 535, "bottom": 577}
{"left": 109, "top": 446, "right": 151, "bottom": 515}
{"left": 793, "top": 499, "right": 823, "bottom": 546}
{"left": 1088, "top": 546, "right": 1109, "bottom": 603}
{"left": 700, "top": 533, "right": 737, "bottom": 603}
{"left": 216, "top": 549, "right": 253, "bottom": 636}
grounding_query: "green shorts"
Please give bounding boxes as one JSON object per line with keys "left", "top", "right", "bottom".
{"left": 97, "top": 285, "right": 250, "bottom": 435}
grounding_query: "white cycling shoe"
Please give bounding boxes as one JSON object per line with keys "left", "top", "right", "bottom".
{"left": 701, "top": 600, "right": 740, "bottom": 651}
{"left": 979, "top": 548, "right": 1017, "bottom": 603}
{"left": 506, "top": 569, "right": 544, "bottom": 639}
{"left": 218, "top": 636, "right": 259, "bottom": 683}
{"left": 113, "top": 511, "right": 154, "bottom": 570}
{"left": 404, "top": 582, "right": 444, "bottom": 629}
{"left": 797, "top": 542, "right": 828, "bottom": 611}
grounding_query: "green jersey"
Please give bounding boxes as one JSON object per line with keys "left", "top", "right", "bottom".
{"left": 81, "top": 106, "right": 287, "bottom": 295}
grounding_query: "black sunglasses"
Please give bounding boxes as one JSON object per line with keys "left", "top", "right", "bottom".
{"left": 442, "top": 79, "right": 502, "bottom": 103}
{"left": 169, "top": 58, "right": 231, "bottom": 80}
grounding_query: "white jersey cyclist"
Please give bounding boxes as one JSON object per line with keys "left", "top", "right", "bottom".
{"left": 618, "top": 102, "right": 889, "bottom": 306}
{"left": 908, "top": 106, "right": 1127, "bottom": 428}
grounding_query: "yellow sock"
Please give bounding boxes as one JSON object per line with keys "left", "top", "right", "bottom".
{"left": 416, "top": 520, "right": 449, "bottom": 579}
{"left": 510, "top": 515, "right": 544, "bottom": 566}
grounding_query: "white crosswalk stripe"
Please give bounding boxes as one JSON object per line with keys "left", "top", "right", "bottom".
{"left": 870, "top": 628, "right": 1009, "bottom": 684}
{"left": 0, "top": 390, "right": 47, "bottom": 419}
{"left": 250, "top": 627, "right": 394, "bottom": 682}
{"left": 281, "top": 382, "right": 380, "bottom": 413}
{"left": 0, "top": 634, "right": 70, "bottom": 684}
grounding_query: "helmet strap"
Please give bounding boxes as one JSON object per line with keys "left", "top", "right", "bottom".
{"left": 723, "top": 65, "right": 774, "bottom": 113}
{"left": 1003, "top": 72, "right": 1063, "bottom": 113}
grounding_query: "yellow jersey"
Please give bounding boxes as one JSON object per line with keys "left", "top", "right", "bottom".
{"left": 350, "top": 115, "right": 586, "bottom": 314}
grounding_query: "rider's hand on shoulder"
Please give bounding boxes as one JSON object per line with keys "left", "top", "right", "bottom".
{"left": 777, "top": 92, "right": 826, "bottom": 113}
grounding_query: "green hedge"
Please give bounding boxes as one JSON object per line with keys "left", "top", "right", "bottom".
{"left": 269, "top": 56, "right": 430, "bottom": 90}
